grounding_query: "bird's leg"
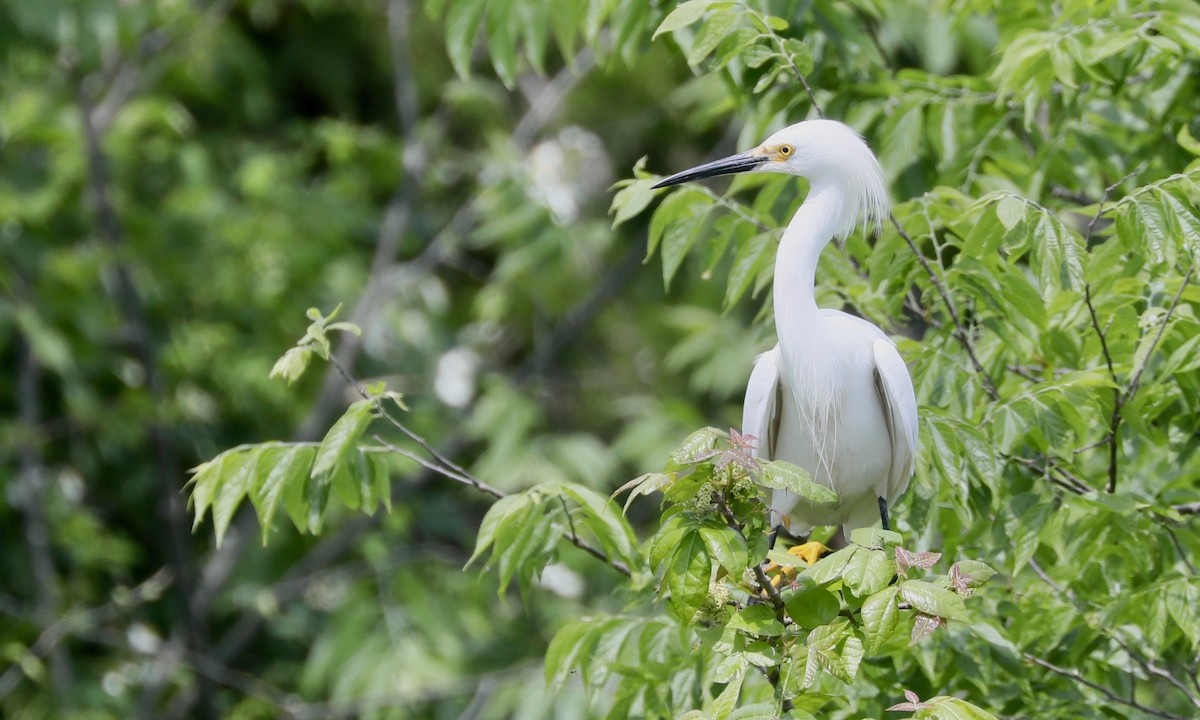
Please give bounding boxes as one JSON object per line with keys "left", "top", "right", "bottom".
{"left": 878, "top": 496, "right": 891, "bottom": 531}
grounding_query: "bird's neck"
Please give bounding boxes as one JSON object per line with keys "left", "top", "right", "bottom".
{"left": 773, "top": 182, "right": 851, "bottom": 329}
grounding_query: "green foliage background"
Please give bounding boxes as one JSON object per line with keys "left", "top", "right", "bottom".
{"left": 2, "top": 0, "right": 1200, "bottom": 718}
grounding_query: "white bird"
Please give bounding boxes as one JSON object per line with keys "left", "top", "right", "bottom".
{"left": 653, "top": 120, "right": 919, "bottom": 552}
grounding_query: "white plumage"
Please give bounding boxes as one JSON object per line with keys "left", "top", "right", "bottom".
{"left": 655, "top": 120, "right": 919, "bottom": 544}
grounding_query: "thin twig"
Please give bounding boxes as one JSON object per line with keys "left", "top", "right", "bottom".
{"left": 713, "top": 493, "right": 785, "bottom": 615}
{"left": 371, "top": 436, "right": 503, "bottom": 499}
{"left": 1028, "top": 559, "right": 1200, "bottom": 710}
{"left": 1082, "top": 165, "right": 1148, "bottom": 494}
{"left": 0, "top": 569, "right": 173, "bottom": 701}
{"left": 369, "top": 435, "right": 632, "bottom": 578}
{"left": 1005, "top": 455, "right": 1091, "bottom": 495}
{"left": 1124, "top": 266, "right": 1194, "bottom": 403}
{"left": 891, "top": 215, "right": 1000, "bottom": 400}
{"left": 1117, "top": 636, "right": 1200, "bottom": 708}
{"left": 1024, "top": 654, "right": 1188, "bottom": 719}
{"left": 1084, "top": 281, "right": 1121, "bottom": 493}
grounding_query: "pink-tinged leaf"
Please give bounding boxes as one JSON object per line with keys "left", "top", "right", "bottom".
{"left": 895, "top": 547, "right": 941, "bottom": 572}
{"left": 886, "top": 689, "right": 933, "bottom": 712}
{"left": 715, "top": 428, "right": 761, "bottom": 472}
{"left": 729, "top": 427, "right": 757, "bottom": 452}
{"left": 910, "top": 612, "right": 945, "bottom": 645}
{"left": 949, "top": 563, "right": 975, "bottom": 595}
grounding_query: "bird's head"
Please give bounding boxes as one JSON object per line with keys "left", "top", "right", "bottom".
{"left": 653, "top": 119, "right": 888, "bottom": 236}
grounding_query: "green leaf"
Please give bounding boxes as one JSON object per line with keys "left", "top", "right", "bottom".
{"left": 667, "top": 531, "right": 711, "bottom": 620}
{"left": 860, "top": 586, "right": 900, "bottom": 654}
{"left": 211, "top": 450, "right": 257, "bottom": 548}
{"left": 188, "top": 453, "right": 226, "bottom": 531}
{"left": 282, "top": 459, "right": 310, "bottom": 533}
{"left": 784, "top": 584, "right": 840, "bottom": 628}
{"left": 723, "top": 233, "right": 773, "bottom": 308}
{"left": 371, "top": 453, "right": 391, "bottom": 513}
{"left": 783, "top": 38, "right": 813, "bottom": 75}
{"left": 726, "top": 703, "right": 776, "bottom": 720}
{"left": 544, "top": 617, "right": 621, "bottom": 689}
{"left": 1163, "top": 579, "right": 1200, "bottom": 645}
{"left": 698, "top": 524, "right": 749, "bottom": 574}
{"left": 653, "top": 0, "right": 716, "bottom": 39}
{"left": 950, "top": 560, "right": 997, "bottom": 589}
{"left": 611, "top": 176, "right": 657, "bottom": 227}
{"left": 712, "top": 652, "right": 748, "bottom": 682}
{"left": 805, "top": 546, "right": 859, "bottom": 585}
{"left": 486, "top": 0, "right": 519, "bottom": 86}
{"left": 467, "top": 493, "right": 531, "bottom": 568}
{"left": 922, "top": 696, "right": 999, "bottom": 720}
{"left": 710, "top": 663, "right": 744, "bottom": 720}
{"left": 649, "top": 513, "right": 691, "bottom": 570}
{"left": 494, "top": 499, "right": 557, "bottom": 594}
{"left": 661, "top": 203, "right": 710, "bottom": 289}
{"left": 741, "top": 640, "right": 779, "bottom": 667}
{"left": 305, "top": 460, "right": 333, "bottom": 534}
{"left": 996, "top": 196, "right": 1024, "bottom": 231}
{"left": 330, "top": 460, "right": 360, "bottom": 510}
{"left": 687, "top": 9, "right": 737, "bottom": 66}
{"left": 269, "top": 346, "right": 311, "bottom": 384}
{"left": 756, "top": 460, "right": 838, "bottom": 507}
{"left": 849, "top": 527, "right": 903, "bottom": 549}
{"left": 842, "top": 547, "right": 895, "bottom": 597}
{"left": 445, "top": 0, "right": 487, "bottom": 78}
{"left": 250, "top": 445, "right": 314, "bottom": 543}
{"left": 615, "top": 471, "right": 673, "bottom": 511}
{"left": 667, "top": 426, "right": 725, "bottom": 471}
{"left": 727, "top": 605, "right": 784, "bottom": 637}
{"left": 312, "top": 399, "right": 375, "bottom": 480}
{"left": 900, "top": 580, "right": 969, "bottom": 621}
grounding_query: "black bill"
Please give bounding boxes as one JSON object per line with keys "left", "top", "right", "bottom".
{"left": 652, "top": 150, "right": 768, "bottom": 189}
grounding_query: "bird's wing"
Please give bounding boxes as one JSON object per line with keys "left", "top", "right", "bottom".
{"left": 742, "top": 346, "right": 782, "bottom": 461}
{"left": 871, "top": 339, "right": 919, "bottom": 501}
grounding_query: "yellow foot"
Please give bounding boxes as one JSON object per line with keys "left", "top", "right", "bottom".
{"left": 788, "top": 541, "right": 831, "bottom": 567}
{"left": 760, "top": 542, "right": 830, "bottom": 595}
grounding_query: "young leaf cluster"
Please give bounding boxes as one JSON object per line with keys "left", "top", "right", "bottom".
{"left": 538, "top": 429, "right": 999, "bottom": 718}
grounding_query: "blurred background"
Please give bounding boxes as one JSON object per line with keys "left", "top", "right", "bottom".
{"left": 0, "top": 1, "right": 773, "bottom": 717}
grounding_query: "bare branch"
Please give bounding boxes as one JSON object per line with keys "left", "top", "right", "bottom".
{"left": 369, "top": 435, "right": 632, "bottom": 579}
{"left": 371, "top": 436, "right": 503, "bottom": 500}
{"left": 0, "top": 569, "right": 173, "bottom": 701}
{"left": 1005, "top": 454, "right": 1092, "bottom": 495}
{"left": 13, "top": 331, "right": 71, "bottom": 697}
{"left": 1024, "top": 654, "right": 1189, "bottom": 720}
{"left": 73, "top": 59, "right": 217, "bottom": 717}
{"left": 1081, "top": 165, "right": 1151, "bottom": 494}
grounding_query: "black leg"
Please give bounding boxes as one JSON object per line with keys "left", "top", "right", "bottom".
{"left": 878, "top": 496, "right": 891, "bottom": 531}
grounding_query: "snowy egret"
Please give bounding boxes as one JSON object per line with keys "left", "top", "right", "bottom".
{"left": 653, "top": 120, "right": 918, "bottom": 551}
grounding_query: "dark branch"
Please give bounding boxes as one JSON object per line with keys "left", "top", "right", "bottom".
{"left": 1025, "top": 654, "right": 1189, "bottom": 720}
{"left": 74, "top": 63, "right": 216, "bottom": 719}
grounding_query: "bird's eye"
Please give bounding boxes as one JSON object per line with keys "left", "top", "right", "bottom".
{"left": 778, "top": 144, "right": 794, "bottom": 158}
